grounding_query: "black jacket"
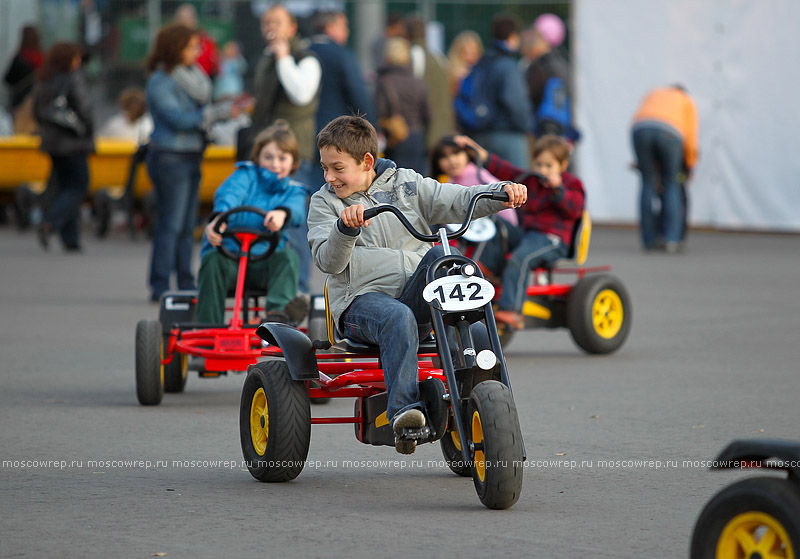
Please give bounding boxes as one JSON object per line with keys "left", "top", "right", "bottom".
{"left": 33, "top": 70, "right": 94, "bottom": 155}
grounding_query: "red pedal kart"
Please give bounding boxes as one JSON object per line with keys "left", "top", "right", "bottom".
{"left": 690, "top": 439, "right": 800, "bottom": 558}
{"left": 239, "top": 191, "right": 526, "bottom": 509}
{"left": 460, "top": 203, "right": 632, "bottom": 353}
{"left": 135, "top": 206, "right": 285, "bottom": 406}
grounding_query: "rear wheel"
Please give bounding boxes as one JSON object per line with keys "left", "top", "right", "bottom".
{"left": 567, "top": 275, "right": 631, "bottom": 354}
{"left": 468, "top": 381, "right": 524, "bottom": 509}
{"left": 690, "top": 477, "right": 800, "bottom": 559}
{"left": 135, "top": 320, "right": 163, "bottom": 405}
{"left": 441, "top": 424, "right": 472, "bottom": 477}
{"left": 240, "top": 360, "right": 311, "bottom": 482}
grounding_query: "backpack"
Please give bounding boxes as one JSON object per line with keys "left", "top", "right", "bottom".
{"left": 536, "top": 76, "right": 580, "bottom": 141}
{"left": 454, "top": 59, "right": 495, "bottom": 133}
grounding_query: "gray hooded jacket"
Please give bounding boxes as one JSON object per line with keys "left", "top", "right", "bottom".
{"left": 307, "top": 159, "right": 508, "bottom": 328}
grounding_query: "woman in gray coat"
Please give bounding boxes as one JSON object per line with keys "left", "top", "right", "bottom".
{"left": 33, "top": 42, "right": 94, "bottom": 251}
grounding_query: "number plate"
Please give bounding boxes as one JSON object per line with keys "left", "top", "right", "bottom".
{"left": 422, "top": 276, "right": 495, "bottom": 311}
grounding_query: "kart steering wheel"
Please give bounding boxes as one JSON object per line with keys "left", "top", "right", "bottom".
{"left": 212, "top": 206, "right": 281, "bottom": 262}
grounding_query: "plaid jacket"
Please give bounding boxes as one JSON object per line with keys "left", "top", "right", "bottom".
{"left": 485, "top": 153, "right": 585, "bottom": 244}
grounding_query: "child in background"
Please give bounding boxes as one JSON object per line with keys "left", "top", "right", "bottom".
{"left": 455, "top": 134, "right": 584, "bottom": 329}
{"left": 98, "top": 88, "right": 153, "bottom": 144}
{"left": 196, "top": 121, "right": 309, "bottom": 325}
{"left": 430, "top": 135, "right": 518, "bottom": 226}
{"left": 214, "top": 41, "right": 247, "bottom": 101}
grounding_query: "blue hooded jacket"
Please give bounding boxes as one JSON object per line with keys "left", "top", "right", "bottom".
{"left": 200, "top": 162, "right": 308, "bottom": 259}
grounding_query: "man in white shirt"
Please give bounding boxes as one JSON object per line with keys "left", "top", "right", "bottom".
{"left": 249, "top": 3, "right": 322, "bottom": 296}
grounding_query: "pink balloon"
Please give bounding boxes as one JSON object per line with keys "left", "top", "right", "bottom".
{"left": 534, "top": 13, "right": 566, "bottom": 47}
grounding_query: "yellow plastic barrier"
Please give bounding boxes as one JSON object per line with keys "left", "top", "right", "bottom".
{"left": 0, "top": 135, "right": 236, "bottom": 203}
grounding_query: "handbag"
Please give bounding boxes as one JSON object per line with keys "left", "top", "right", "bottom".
{"left": 41, "top": 82, "right": 86, "bottom": 136}
{"left": 378, "top": 79, "right": 409, "bottom": 147}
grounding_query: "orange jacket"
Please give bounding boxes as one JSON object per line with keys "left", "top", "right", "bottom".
{"left": 633, "top": 87, "right": 699, "bottom": 169}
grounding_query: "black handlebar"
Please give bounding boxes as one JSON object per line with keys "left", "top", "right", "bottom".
{"left": 361, "top": 190, "right": 509, "bottom": 242}
{"left": 213, "top": 206, "right": 281, "bottom": 262}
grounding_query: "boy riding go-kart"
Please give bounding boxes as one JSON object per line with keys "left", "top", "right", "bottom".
{"left": 239, "top": 116, "right": 527, "bottom": 508}
{"left": 452, "top": 135, "right": 631, "bottom": 354}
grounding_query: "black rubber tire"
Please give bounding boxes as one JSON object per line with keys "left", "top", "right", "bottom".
{"left": 566, "top": 274, "right": 631, "bottom": 354}
{"left": 690, "top": 476, "right": 800, "bottom": 559}
{"left": 240, "top": 360, "right": 311, "bottom": 482}
{"left": 441, "top": 425, "right": 472, "bottom": 477}
{"left": 163, "top": 344, "right": 188, "bottom": 393}
{"left": 468, "top": 380, "right": 524, "bottom": 509}
{"left": 135, "top": 320, "right": 163, "bottom": 405}
{"left": 496, "top": 320, "right": 515, "bottom": 348}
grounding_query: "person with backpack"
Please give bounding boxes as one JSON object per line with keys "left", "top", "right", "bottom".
{"left": 524, "top": 14, "right": 579, "bottom": 141}
{"left": 454, "top": 13, "right": 532, "bottom": 168}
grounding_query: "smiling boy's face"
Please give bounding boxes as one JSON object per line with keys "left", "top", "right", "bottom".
{"left": 320, "top": 146, "right": 375, "bottom": 199}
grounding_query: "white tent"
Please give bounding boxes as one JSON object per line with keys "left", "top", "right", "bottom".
{"left": 574, "top": 0, "right": 800, "bottom": 231}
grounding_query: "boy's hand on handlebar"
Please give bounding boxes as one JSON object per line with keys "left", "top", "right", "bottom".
{"left": 264, "top": 209, "right": 286, "bottom": 232}
{"left": 341, "top": 204, "right": 371, "bottom": 229}
{"left": 503, "top": 182, "right": 528, "bottom": 209}
{"left": 205, "top": 216, "right": 226, "bottom": 247}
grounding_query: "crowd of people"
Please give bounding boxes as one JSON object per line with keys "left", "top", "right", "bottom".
{"left": 2, "top": 6, "right": 698, "bottom": 315}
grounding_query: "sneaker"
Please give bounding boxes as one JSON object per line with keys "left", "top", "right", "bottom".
{"left": 283, "top": 293, "right": 310, "bottom": 325}
{"left": 392, "top": 408, "right": 426, "bottom": 455}
{"left": 264, "top": 310, "right": 292, "bottom": 325}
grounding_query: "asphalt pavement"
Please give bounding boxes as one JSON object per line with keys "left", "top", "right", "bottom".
{"left": 1, "top": 223, "right": 798, "bottom": 558}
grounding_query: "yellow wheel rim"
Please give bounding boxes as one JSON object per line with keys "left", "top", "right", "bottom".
{"left": 592, "top": 289, "right": 623, "bottom": 339}
{"left": 717, "top": 511, "right": 795, "bottom": 559}
{"left": 250, "top": 387, "right": 269, "bottom": 456}
{"left": 471, "top": 411, "right": 485, "bottom": 483}
{"left": 159, "top": 340, "right": 165, "bottom": 386}
{"left": 451, "top": 429, "right": 462, "bottom": 452}
{"left": 179, "top": 353, "right": 188, "bottom": 381}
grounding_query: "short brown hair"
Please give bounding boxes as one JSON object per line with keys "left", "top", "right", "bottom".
{"left": 145, "top": 24, "right": 197, "bottom": 74}
{"left": 38, "top": 42, "right": 83, "bottom": 82}
{"left": 491, "top": 13, "right": 522, "bottom": 41}
{"left": 316, "top": 115, "right": 378, "bottom": 165}
{"left": 533, "top": 134, "right": 570, "bottom": 164}
{"left": 250, "top": 120, "right": 300, "bottom": 174}
{"left": 118, "top": 88, "right": 147, "bottom": 121}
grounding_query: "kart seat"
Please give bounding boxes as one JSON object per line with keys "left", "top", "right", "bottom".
{"left": 323, "top": 279, "right": 437, "bottom": 354}
{"left": 548, "top": 209, "right": 591, "bottom": 268}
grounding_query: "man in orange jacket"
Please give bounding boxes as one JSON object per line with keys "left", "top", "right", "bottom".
{"left": 632, "top": 84, "right": 698, "bottom": 252}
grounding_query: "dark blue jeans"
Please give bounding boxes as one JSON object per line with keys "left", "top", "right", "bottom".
{"left": 287, "top": 160, "right": 313, "bottom": 294}
{"left": 632, "top": 125, "right": 685, "bottom": 247}
{"left": 341, "top": 245, "right": 450, "bottom": 421}
{"left": 146, "top": 150, "right": 202, "bottom": 298}
{"left": 480, "top": 226, "right": 567, "bottom": 312}
{"left": 46, "top": 153, "right": 89, "bottom": 249}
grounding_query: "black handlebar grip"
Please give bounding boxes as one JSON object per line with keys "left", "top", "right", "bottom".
{"left": 490, "top": 191, "right": 510, "bottom": 202}
{"left": 362, "top": 207, "right": 380, "bottom": 221}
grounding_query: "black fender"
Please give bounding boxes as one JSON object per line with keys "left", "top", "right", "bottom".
{"left": 713, "top": 438, "right": 800, "bottom": 479}
{"left": 256, "top": 323, "right": 319, "bottom": 381}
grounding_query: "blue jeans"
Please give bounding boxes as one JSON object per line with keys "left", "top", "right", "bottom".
{"left": 484, "top": 228, "right": 567, "bottom": 312}
{"left": 46, "top": 153, "right": 89, "bottom": 249}
{"left": 341, "top": 245, "right": 450, "bottom": 421}
{"left": 472, "top": 130, "right": 531, "bottom": 169}
{"left": 146, "top": 150, "right": 202, "bottom": 298}
{"left": 287, "top": 160, "right": 313, "bottom": 294}
{"left": 632, "top": 124, "right": 685, "bottom": 247}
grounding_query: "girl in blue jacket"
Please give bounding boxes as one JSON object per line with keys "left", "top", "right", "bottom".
{"left": 196, "top": 121, "right": 308, "bottom": 324}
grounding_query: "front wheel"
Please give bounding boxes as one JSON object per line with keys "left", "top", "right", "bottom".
{"left": 690, "top": 477, "right": 800, "bottom": 559}
{"left": 468, "top": 381, "right": 524, "bottom": 509}
{"left": 567, "top": 275, "right": 631, "bottom": 354}
{"left": 240, "top": 360, "right": 311, "bottom": 482}
{"left": 441, "top": 425, "right": 472, "bottom": 477}
{"left": 135, "top": 320, "right": 163, "bottom": 405}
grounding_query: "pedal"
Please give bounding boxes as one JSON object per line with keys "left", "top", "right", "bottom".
{"left": 399, "top": 426, "right": 432, "bottom": 441}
